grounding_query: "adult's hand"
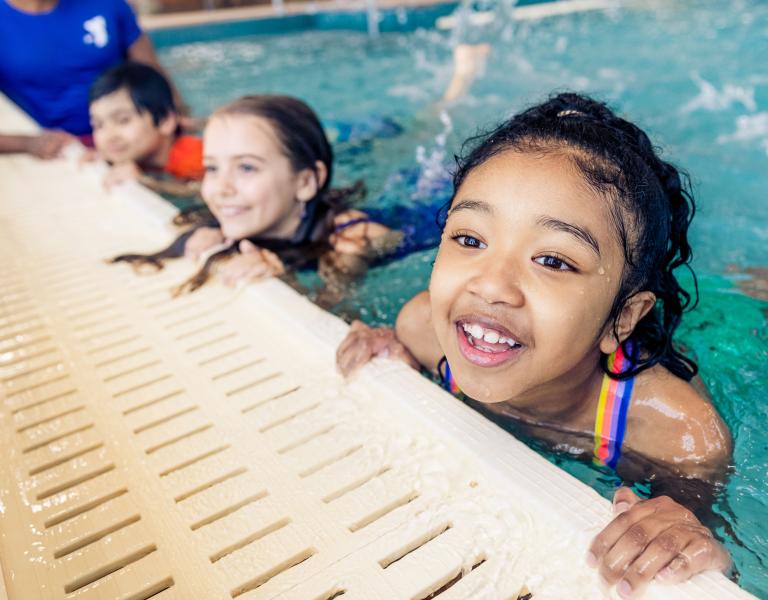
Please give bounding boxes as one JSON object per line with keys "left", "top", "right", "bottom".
{"left": 24, "top": 130, "right": 77, "bottom": 159}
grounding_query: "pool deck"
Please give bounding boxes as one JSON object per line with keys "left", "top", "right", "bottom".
{"left": 0, "top": 93, "right": 755, "bottom": 599}
{"left": 140, "top": 0, "right": 619, "bottom": 30}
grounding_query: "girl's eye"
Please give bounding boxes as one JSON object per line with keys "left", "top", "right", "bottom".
{"left": 203, "top": 164, "right": 217, "bottom": 174}
{"left": 534, "top": 255, "right": 575, "bottom": 271}
{"left": 238, "top": 163, "right": 258, "bottom": 173}
{"left": 451, "top": 234, "right": 487, "bottom": 249}
{"left": 116, "top": 116, "right": 132, "bottom": 126}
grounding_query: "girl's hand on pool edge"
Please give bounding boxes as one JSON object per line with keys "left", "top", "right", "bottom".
{"left": 184, "top": 227, "right": 225, "bottom": 261}
{"left": 218, "top": 240, "right": 285, "bottom": 287}
{"left": 587, "top": 487, "right": 731, "bottom": 598}
{"left": 336, "top": 320, "right": 420, "bottom": 377}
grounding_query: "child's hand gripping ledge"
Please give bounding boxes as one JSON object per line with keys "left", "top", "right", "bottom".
{"left": 589, "top": 487, "right": 731, "bottom": 598}
{"left": 336, "top": 320, "right": 421, "bottom": 376}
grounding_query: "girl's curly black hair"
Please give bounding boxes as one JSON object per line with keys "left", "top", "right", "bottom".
{"left": 111, "top": 95, "right": 365, "bottom": 294}
{"left": 439, "top": 92, "right": 699, "bottom": 382}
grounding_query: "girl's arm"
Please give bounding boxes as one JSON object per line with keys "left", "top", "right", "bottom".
{"left": 336, "top": 290, "right": 441, "bottom": 376}
{"left": 330, "top": 209, "right": 403, "bottom": 258}
{"left": 588, "top": 369, "right": 733, "bottom": 597}
{"left": 625, "top": 367, "right": 732, "bottom": 482}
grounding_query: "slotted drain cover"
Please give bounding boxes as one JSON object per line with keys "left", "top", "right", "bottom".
{"left": 0, "top": 94, "right": 753, "bottom": 600}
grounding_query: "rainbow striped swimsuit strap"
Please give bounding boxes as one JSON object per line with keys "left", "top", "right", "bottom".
{"left": 439, "top": 357, "right": 461, "bottom": 395}
{"left": 593, "top": 341, "right": 636, "bottom": 470}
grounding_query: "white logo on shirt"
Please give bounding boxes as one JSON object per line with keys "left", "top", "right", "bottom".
{"left": 83, "top": 16, "right": 109, "bottom": 48}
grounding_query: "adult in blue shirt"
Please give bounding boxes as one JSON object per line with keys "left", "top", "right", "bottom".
{"left": 0, "top": 0, "right": 185, "bottom": 158}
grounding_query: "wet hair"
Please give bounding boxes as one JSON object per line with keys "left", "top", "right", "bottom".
{"left": 111, "top": 94, "right": 365, "bottom": 293}
{"left": 441, "top": 92, "right": 698, "bottom": 381}
{"left": 89, "top": 61, "right": 176, "bottom": 128}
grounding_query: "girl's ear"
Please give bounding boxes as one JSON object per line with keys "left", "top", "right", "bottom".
{"left": 159, "top": 112, "right": 179, "bottom": 137}
{"left": 599, "top": 291, "right": 656, "bottom": 354}
{"left": 296, "top": 160, "right": 328, "bottom": 203}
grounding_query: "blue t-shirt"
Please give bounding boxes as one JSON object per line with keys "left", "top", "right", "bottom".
{"left": 0, "top": 0, "right": 142, "bottom": 135}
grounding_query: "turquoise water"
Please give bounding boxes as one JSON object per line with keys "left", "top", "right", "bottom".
{"left": 158, "top": 1, "right": 768, "bottom": 594}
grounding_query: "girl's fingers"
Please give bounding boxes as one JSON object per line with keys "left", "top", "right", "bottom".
{"left": 220, "top": 263, "right": 250, "bottom": 287}
{"left": 370, "top": 330, "right": 396, "bottom": 355}
{"left": 610, "top": 526, "right": 691, "bottom": 597}
{"left": 338, "top": 337, "right": 373, "bottom": 376}
{"left": 222, "top": 262, "right": 268, "bottom": 287}
{"left": 260, "top": 249, "right": 285, "bottom": 275}
{"left": 655, "top": 536, "right": 731, "bottom": 585}
{"left": 240, "top": 239, "right": 258, "bottom": 254}
{"left": 245, "top": 263, "right": 271, "bottom": 282}
{"left": 612, "top": 486, "right": 643, "bottom": 515}
{"left": 337, "top": 331, "right": 363, "bottom": 361}
{"left": 588, "top": 497, "right": 662, "bottom": 566}
{"left": 337, "top": 343, "right": 359, "bottom": 375}
{"left": 598, "top": 518, "right": 681, "bottom": 585}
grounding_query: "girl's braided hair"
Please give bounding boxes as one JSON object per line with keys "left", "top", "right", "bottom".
{"left": 442, "top": 92, "right": 698, "bottom": 381}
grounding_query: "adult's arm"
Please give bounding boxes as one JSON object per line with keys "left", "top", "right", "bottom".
{"left": 0, "top": 134, "right": 30, "bottom": 154}
{"left": 0, "top": 130, "right": 76, "bottom": 158}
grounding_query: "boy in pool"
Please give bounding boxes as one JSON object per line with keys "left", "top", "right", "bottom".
{"left": 88, "top": 61, "right": 203, "bottom": 198}
{"left": 336, "top": 93, "right": 732, "bottom": 598}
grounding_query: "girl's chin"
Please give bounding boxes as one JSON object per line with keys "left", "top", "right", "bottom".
{"left": 220, "top": 224, "right": 259, "bottom": 241}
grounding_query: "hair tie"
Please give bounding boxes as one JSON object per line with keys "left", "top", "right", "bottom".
{"left": 557, "top": 109, "right": 587, "bottom": 118}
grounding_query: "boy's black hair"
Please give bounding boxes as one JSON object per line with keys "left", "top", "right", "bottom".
{"left": 441, "top": 92, "right": 699, "bottom": 382}
{"left": 89, "top": 61, "right": 176, "bottom": 126}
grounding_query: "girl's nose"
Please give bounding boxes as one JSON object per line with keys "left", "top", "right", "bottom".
{"left": 214, "top": 167, "right": 236, "bottom": 196}
{"left": 465, "top": 255, "right": 525, "bottom": 308}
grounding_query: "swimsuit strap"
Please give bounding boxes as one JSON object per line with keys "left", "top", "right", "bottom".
{"left": 593, "top": 340, "right": 636, "bottom": 470}
{"left": 334, "top": 216, "right": 371, "bottom": 232}
{"left": 438, "top": 356, "right": 461, "bottom": 395}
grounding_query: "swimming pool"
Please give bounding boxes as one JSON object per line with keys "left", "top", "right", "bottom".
{"left": 155, "top": 0, "right": 768, "bottom": 595}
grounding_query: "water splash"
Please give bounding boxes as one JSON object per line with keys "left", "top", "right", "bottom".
{"left": 680, "top": 74, "right": 756, "bottom": 114}
{"left": 414, "top": 110, "right": 453, "bottom": 198}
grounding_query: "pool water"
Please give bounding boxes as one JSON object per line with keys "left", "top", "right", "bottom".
{"left": 158, "top": 0, "right": 768, "bottom": 594}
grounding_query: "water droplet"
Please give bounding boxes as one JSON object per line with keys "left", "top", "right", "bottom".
{"left": 598, "top": 266, "right": 606, "bottom": 275}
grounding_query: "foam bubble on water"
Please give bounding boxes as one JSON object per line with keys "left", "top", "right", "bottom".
{"left": 680, "top": 74, "right": 757, "bottom": 114}
{"left": 717, "top": 112, "right": 768, "bottom": 143}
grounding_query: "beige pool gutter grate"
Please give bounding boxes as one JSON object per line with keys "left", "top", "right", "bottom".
{"left": 0, "top": 95, "right": 754, "bottom": 600}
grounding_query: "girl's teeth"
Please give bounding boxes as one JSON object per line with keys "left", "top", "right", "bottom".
{"left": 462, "top": 322, "right": 521, "bottom": 347}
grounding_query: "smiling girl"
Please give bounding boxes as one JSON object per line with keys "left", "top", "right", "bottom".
{"left": 336, "top": 93, "right": 733, "bottom": 597}
{"left": 112, "top": 94, "right": 402, "bottom": 295}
